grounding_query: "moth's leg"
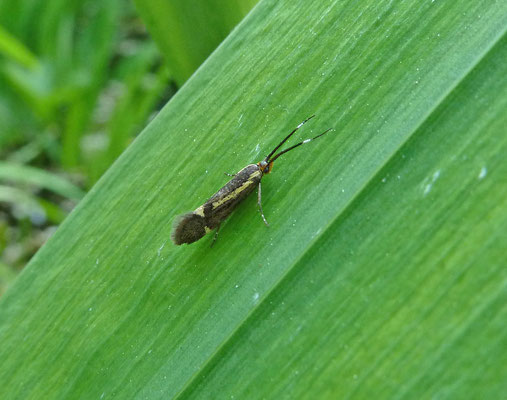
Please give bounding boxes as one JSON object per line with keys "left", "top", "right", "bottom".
{"left": 258, "top": 181, "right": 269, "bottom": 226}
{"left": 210, "top": 223, "right": 221, "bottom": 247}
{"left": 224, "top": 172, "right": 235, "bottom": 177}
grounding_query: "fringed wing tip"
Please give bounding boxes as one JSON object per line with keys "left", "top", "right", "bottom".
{"left": 171, "top": 212, "right": 206, "bottom": 245}
{"left": 171, "top": 212, "right": 193, "bottom": 245}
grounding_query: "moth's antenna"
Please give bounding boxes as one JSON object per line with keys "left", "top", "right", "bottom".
{"left": 264, "top": 115, "right": 316, "bottom": 162}
{"left": 269, "top": 128, "right": 333, "bottom": 163}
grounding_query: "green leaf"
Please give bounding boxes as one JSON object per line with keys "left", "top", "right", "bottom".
{"left": 0, "top": 0, "right": 123, "bottom": 169}
{"left": 0, "top": 24, "right": 39, "bottom": 69}
{"left": 0, "top": 162, "right": 84, "bottom": 200}
{"left": 0, "top": 1, "right": 506, "bottom": 399}
{"left": 0, "top": 185, "right": 44, "bottom": 219}
{"left": 134, "top": 0, "right": 257, "bottom": 84}
{"left": 0, "top": 260, "right": 17, "bottom": 297}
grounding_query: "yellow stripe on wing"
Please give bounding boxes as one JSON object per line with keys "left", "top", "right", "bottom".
{"left": 211, "top": 170, "right": 261, "bottom": 209}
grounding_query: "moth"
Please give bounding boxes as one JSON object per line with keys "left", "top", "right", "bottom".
{"left": 171, "top": 115, "right": 331, "bottom": 245}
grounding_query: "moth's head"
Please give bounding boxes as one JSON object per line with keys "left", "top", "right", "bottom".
{"left": 258, "top": 160, "right": 274, "bottom": 175}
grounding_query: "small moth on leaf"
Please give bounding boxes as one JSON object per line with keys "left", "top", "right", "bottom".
{"left": 171, "top": 115, "right": 332, "bottom": 245}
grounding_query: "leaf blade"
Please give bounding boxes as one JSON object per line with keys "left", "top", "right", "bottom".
{"left": 0, "top": 1, "right": 506, "bottom": 399}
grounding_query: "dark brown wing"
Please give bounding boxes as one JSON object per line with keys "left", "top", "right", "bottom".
{"left": 202, "top": 164, "right": 261, "bottom": 229}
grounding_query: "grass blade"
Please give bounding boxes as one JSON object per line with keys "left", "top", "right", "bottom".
{"left": 0, "top": 1, "right": 505, "bottom": 398}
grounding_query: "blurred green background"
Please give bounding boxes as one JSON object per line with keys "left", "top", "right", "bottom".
{"left": 0, "top": 0, "right": 257, "bottom": 294}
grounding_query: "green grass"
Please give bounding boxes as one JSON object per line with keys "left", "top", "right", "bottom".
{"left": 0, "top": 0, "right": 170, "bottom": 181}
{"left": 0, "top": 0, "right": 506, "bottom": 398}
{"left": 0, "top": 0, "right": 253, "bottom": 282}
{"left": 134, "top": 0, "right": 257, "bottom": 85}
{"left": 0, "top": 0, "right": 172, "bottom": 286}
